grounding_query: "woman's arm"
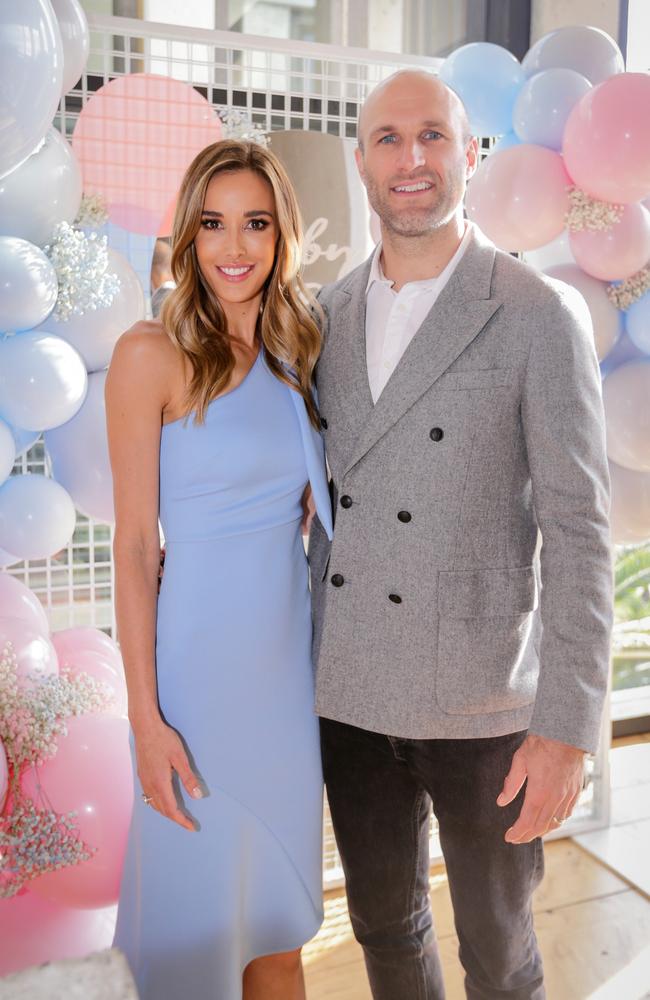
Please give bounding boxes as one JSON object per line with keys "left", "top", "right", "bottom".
{"left": 106, "top": 324, "right": 201, "bottom": 831}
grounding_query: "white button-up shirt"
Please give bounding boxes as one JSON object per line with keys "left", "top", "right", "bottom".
{"left": 365, "top": 224, "right": 473, "bottom": 403}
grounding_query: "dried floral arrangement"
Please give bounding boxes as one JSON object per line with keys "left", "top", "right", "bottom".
{"left": 42, "top": 221, "right": 121, "bottom": 321}
{"left": 0, "top": 640, "right": 112, "bottom": 897}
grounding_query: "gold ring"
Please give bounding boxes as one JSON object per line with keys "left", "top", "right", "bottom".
{"left": 141, "top": 793, "right": 154, "bottom": 805}
{"left": 553, "top": 816, "right": 564, "bottom": 824}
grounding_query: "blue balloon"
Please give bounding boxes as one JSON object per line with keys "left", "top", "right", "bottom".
{"left": 0, "top": 544, "right": 21, "bottom": 568}
{"left": 0, "top": 331, "right": 87, "bottom": 431}
{"left": 9, "top": 423, "right": 42, "bottom": 457}
{"left": 625, "top": 292, "right": 650, "bottom": 355}
{"left": 0, "top": 419, "right": 15, "bottom": 486}
{"left": 439, "top": 42, "right": 525, "bottom": 137}
{"left": 513, "top": 68, "right": 591, "bottom": 150}
{"left": 44, "top": 371, "right": 114, "bottom": 524}
{"left": 0, "top": 237, "right": 58, "bottom": 333}
{"left": 0, "top": 473, "right": 76, "bottom": 561}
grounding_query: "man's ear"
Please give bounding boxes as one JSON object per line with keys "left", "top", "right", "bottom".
{"left": 465, "top": 136, "right": 479, "bottom": 181}
{"left": 354, "top": 145, "right": 366, "bottom": 186}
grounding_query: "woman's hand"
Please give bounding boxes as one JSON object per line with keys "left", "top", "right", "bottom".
{"left": 301, "top": 483, "right": 315, "bottom": 537}
{"left": 134, "top": 718, "right": 203, "bottom": 831}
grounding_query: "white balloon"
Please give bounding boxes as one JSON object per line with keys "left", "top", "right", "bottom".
{"left": 603, "top": 361, "right": 650, "bottom": 472}
{"left": 0, "top": 1, "right": 63, "bottom": 178}
{"left": 0, "top": 238, "right": 58, "bottom": 332}
{"left": 522, "top": 26, "right": 624, "bottom": 86}
{"left": 525, "top": 231, "right": 574, "bottom": 272}
{"left": 609, "top": 460, "right": 650, "bottom": 545}
{"left": 0, "top": 331, "right": 87, "bottom": 432}
{"left": 544, "top": 264, "right": 622, "bottom": 362}
{"left": 45, "top": 371, "right": 114, "bottom": 524}
{"left": 0, "top": 128, "right": 82, "bottom": 245}
{"left": 0, "top": 474, "right": 76, "bottom": 561}
{"left": 50, "top": 0, "right": 89, "bottom": 96}
{"left": 36, "top": 249, "right": 145, "bottom": 372}
{"left": 0, "top": 420, "right": 16, "bottom": 486}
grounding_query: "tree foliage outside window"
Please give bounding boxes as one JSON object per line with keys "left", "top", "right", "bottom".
{"left": 613, "top": 544, "right": 650, "bottom": 692}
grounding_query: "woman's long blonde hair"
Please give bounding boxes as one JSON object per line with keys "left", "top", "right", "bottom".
{"left": 161, "top": 140, "right": 322, "bottom": 427}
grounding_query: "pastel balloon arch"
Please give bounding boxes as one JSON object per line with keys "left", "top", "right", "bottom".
{"left": 1, "top": 5, "right": 649, "bottom": 975}
{"left": 439, "top": 27, "right": 650, "bottom": 544}
{"left": 0, "top": 0, "right": 222, "bottom": 974}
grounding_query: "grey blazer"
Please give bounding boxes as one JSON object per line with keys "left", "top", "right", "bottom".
{"left": 309, "top": 226, "right": 612, "bottom": 754}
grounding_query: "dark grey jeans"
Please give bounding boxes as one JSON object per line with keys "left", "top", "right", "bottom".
{"left": 320, "top": 719, "right": 545, "bottom": 1000}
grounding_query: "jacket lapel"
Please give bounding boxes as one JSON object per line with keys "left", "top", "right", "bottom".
{"left": 342, "top": 229, "right": 501, "bottom": 477}
{"left": 319, "top": 259, "right": 375, "bottom": 456}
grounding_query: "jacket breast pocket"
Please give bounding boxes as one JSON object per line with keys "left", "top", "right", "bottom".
{"left": 435, "top": 368, "right": 515, "bottom": 391}
{"left": 435, "top": 566, "right": 539, "bottom": 716}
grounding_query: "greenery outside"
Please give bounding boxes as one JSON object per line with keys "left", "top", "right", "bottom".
{"left": 613, "top": 543, "right": 650, "bottom": 691}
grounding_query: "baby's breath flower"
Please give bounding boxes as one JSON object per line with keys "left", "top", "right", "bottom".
{"left": 565, "top": 186, "right": 625, "bottom": 232}
{"left": 607, "top": 266, "right": 650, "bottom": 311}
{"left": 0, "top": 640, "right": 112, "bottom": 895}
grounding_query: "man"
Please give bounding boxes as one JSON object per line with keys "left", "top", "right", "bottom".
{"left": 309, "top": 70, "right": 612, "bottom": 999}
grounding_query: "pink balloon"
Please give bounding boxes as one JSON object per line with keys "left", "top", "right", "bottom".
{"left": 0, "top": 617, "right": 58, "bottom": 689}
{"left": 563, "top": 73, "right": 650, "bottom": 204}
{"left": 466, "top": 144, "right": 571, "bottom": 252}
{"left": 63, "top": 647, "right": 128, "bottom": 717}
{"left": 0, "top": 892, "right": 116, "bottom": 976}
{"left": 0, "top": 573, "right": 49, "bottom": 635}
{"left": 52, "top": 625, "right": 121, "bottom": 671}
{"left": 569, "top": 203, "right": 650, "bottom": 281}
{"left": 609, "top": 461, "right": 650, "bottom": 545}
{"left": 603, "top": 361, "right": 650, "bottom": 472}
{"left": 23, "top": 715, "right": 133, "bottom": 908}
{"left": 72, "top": 73, "right": 222, "bottom": 235}
{"left": 0, "top": 737, "right": 8, "bottom": 811}
{"left": 544, "top": 263, "right": 623, "bottom": 361}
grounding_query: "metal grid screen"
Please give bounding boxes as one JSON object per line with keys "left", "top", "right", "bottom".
{"left": 6, "top": 13, "right": 608, "bottom": 887}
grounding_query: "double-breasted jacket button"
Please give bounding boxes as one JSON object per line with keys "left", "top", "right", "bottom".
{"left": 340, "top": 494, "right": 353, "bottom": 509}
{"left": 429, "top": 427, "right": 444, "bottom": 442}
{"left": 320, "top": 417, "right": 328, "bottom": 429}
{"left": 397, "top": 510, "right": 411, "bottom": 523}
{"left": 388, "top": 593, "right": 402, "bottom": 604}
{"left": 331, "top": 573, "right": 344, "bottom": 587}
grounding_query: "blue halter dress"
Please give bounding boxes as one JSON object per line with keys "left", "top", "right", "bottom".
{"left": 113, "top": 351, "right": 333, "bottom": 999}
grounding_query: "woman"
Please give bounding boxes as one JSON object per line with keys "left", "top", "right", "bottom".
{"left": 106, "top": 140, "right": 333, "bottom": 1000}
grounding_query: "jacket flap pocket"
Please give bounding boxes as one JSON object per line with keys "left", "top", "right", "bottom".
{"left": 436, "top": 368, "right": 514, "bottom": 391}
{"left": 438, "top": 566, "right": 538, "bottom": 618}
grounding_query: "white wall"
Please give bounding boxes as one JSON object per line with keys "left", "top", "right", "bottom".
{"left": 626, "top": 0, "right": 650, "bottom": 71}
{"left": 531, "top": 0, "right": 621, "bottom": 45}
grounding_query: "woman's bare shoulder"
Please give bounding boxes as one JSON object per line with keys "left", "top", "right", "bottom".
{"left": 107, "top": 321, "right": 183, "bottom": 411}
{"left": 112, "top": 319, "right": 177, "bottom": 363}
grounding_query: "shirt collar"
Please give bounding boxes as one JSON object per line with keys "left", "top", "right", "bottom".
{"left": 365, "top": 221, "right": 473, "bottom": 297}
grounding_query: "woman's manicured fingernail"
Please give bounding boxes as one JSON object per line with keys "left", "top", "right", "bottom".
{"left": 192, "top": 786, "right": 203, "bottom": 799}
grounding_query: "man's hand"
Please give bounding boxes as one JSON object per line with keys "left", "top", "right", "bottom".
{"left": 497, "top": 733, "right": 586, "bottom": 843}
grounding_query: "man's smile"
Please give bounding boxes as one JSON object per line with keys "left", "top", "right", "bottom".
{"left": 390, "top": 179, "right": 434, "bottom": 196}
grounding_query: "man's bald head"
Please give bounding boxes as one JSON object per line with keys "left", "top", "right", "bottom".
{"left": 353, "top": 68, "right": 478, "bottom": 239}
{"left": 357, "top": 70, "right": 472, "bottom": 153}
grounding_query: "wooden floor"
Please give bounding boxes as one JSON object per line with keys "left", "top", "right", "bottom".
{"left": 304, "top": 735, "right": 650, "bottom": 1000}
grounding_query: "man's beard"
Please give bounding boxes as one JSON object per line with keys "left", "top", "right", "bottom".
{"left": 364, "top": 174, "right": 457, "bottom": 238}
